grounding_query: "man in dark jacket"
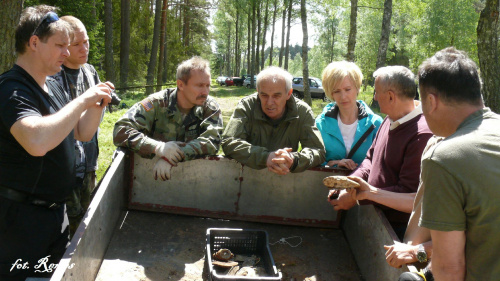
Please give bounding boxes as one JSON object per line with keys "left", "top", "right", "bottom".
{"left": 222, "top": 66, "right": 325, "bottom": 175}
{"left": 0, "top": 5, "right": 112, "bottom": 280}
{"left": 51, "top": 15, "right": 103, "bottom": 237}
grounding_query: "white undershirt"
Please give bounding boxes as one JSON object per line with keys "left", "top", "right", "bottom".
{"left": 338, "top": 116, "right": 358, "bottom": 156}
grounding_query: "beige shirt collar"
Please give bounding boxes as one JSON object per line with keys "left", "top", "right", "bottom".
{"left": 390, "top": 101, "right": 422, "bottom": 130}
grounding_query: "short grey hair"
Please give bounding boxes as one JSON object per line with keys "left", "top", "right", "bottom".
{"left": 256, "top": 66, "right": 293, "bottom": 93}
{"left": 176, "top": 56, "right": 211, "bottom": 83}
{"left": 373, "top": 66, "right": 417, "bottom": 100}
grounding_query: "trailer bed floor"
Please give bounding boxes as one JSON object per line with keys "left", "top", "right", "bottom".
{"left": 95, "top": 211, "right": 362, "bottom": 281}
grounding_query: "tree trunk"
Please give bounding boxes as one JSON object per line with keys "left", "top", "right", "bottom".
{"left": 477, "top": 0, "right": 500, "bottom": 113}
{"left": 250, "top": 0, "right": 256, "bottom": 88}
{"left": 120, "top": 0, "right": 131, "bottom": 88}
{"left": 279, "top": 2, "right": 286, "bottom": 67}
{"left": 256, "top": 0, "right": 261, "bottom": 74}
{"left": 376, "top": 0, "right": 392, "bottom": 69}
{"left": 177, "top": 1, "right": 182, "bottom": 39}
{"left": 162, "top": 31, "right": 168, "bottom": 83}
{"left": 261, "top": 0, "right": 269, "bottom": 70}
{"left": 0, "top": 0, "right": 23, "bottom": 74}
{"left": 226, "top": 22, "right": 232, "bottom": 76}
{"left": 156, "top": 0, "right": 169, "bottom": 92}
{"left": 301, "top": 0, "right": 311, "bottom": 106}
{"left": 346, "top": 0, "right": 358, "bottom": 62}
{"left": 235, "top": 9, "right": 241, "bottom": 76}
{"left": 183, "top": 0, "right": 190, "bottom": 48}
{"left": 269, "top": 0, "right": 277, "bottom": 66}
{"left": 284, "top": 0, "right": 292, "bottom": 70}
{"left": 104, "top": 0, "right": 114, "bottom": 82}
{"left": 247, "top": 10, "right": 251, "bottom": 76}
{"left": 330, "top": 19, "right": 336, "bottom": 63}
{"left": 146, "top": 0, "right": 162, "bottom": 95}
{"left": 372, "top": 0, "right": 392, "bottom": 109}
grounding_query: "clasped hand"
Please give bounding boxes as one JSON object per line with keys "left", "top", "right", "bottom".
{"left": 266, "top": 148, "right": 294, "bottom": 175}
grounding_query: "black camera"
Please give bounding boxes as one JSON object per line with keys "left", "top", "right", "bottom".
{"left": 110, "top": 90, "right": 121, "bottom": 106}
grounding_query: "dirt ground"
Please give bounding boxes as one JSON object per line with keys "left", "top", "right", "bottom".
{"left": 95, "top": 211, "right": 362, "bottom": 281}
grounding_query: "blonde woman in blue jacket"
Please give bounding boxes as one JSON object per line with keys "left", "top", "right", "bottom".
{"left": 315, "top": 61, "right": 383, "bottom": 170}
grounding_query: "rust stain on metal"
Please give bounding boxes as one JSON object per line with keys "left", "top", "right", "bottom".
{"left": 127, "top": 151, "right": 136, "bottom": 206}
{"left": 128, "top": 202, "right": 340, "bottom": 228}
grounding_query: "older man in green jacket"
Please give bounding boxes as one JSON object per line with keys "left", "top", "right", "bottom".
{"left": 222, "top": 67, "right": 325, "bottom": 175}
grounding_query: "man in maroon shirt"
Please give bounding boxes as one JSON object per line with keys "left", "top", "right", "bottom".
{"left": 328, "top": 66, "right": 432, "bottom": 240}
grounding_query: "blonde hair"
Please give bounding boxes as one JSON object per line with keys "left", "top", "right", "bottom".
{"left": 60, "top": 15, "right": 86, "bottom": 43}
{"left": 321, "top": 61, "right": 363, "bottom": 100}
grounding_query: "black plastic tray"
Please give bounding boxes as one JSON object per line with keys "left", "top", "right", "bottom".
{"left": 206, "top": 228, "right": 282, "bottom": 281}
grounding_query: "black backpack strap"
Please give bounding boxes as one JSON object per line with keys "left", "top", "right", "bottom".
{"left": 346, "top": 124, "right": 375, "bottom": 159}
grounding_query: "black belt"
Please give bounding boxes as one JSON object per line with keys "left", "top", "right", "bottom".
{"left": 0, "top": 185, "right": 62, "bottom": 209}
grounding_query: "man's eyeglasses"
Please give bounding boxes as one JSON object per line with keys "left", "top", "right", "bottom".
{"left": 32, "top": 12, "right": 59, "bottom": 36}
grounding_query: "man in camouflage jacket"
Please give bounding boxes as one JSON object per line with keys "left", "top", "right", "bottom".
{"left": 113, "top": 57, "right": 222, "bottom": 180}
{"left": 222, "top": 67, "right": 325, "bottom": 175}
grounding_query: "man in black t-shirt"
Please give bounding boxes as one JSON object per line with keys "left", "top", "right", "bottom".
{"left": 0, "top": 5, "right": 113, "bottom": 281}
{"left": 51, "top": 16, "right": 103, "bottom": 237}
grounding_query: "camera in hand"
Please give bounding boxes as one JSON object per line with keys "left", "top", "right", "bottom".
{"left": 110, "top": 90, "right": 121, "bottom": 106}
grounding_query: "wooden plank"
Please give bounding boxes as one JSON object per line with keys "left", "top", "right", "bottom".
{"left": 342, "top": 205, "right": 409, "bottom": 281}
{"left": 51, "top": 151, "right": 127, "bottom": 281}
{"left": 129, "top": 156, "right": 242, "bottom": 216}
{"left": 129, "top": 154, "right": 342, "bottom": 228}
{"left": 238, "top": 165, "right": 340, "bottom": 227}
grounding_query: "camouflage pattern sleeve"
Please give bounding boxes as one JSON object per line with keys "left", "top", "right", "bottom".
{"left": 221, "top": 101, "right": 269, "bottom": 169}
{"left": 113, "top": 97, "right": 162, "bottom": 158}
{"left": 290, "top": 106, "right": 326, "bottom": 173}
{"left": 180, "top": 98, "right": 223, "bottom": 160}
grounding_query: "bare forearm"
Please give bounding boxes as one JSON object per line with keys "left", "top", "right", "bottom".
{"left": 76, "top": 106, "right": 105, "bottom": 141}
{"left": 431, "top": 230, "right": 466, "bottom": 281}
{"left": 366, "top": 189, "right": 416, "bottom": 213}
{"left": 433, "top": 263, "right": 465, "bottom": 281}
{"left": 11, "top": 98, "right": 89, "bottom": 156}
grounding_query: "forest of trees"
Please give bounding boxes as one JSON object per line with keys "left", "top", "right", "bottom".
{"left": 0, "top": 0, "right": 499, "bottom": 111}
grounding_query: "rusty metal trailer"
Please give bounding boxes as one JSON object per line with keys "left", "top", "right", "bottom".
{"left": 49, "top": 150, "right": 409, "bottom": 281}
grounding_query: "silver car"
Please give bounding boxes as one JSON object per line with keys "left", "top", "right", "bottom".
{"left": 292, "top": 77, "right": 327, "bottom": 101}
{"left": 216, "top": 76, "right": 228, "bottom": 86}
{"left": 243, "top": 76, "right": 256, "bottom": 89}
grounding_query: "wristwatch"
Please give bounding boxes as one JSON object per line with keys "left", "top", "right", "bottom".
{"left": 416, "top": 244, "right": 428, "bottom": 263}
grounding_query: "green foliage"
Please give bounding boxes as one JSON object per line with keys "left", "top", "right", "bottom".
{"left": 96, "top": 108, "right": 126, "bottom": 181}
{"left": 355, "top": 0, "right": 384, "bottom": 79}
{"left": 397, "top": 0, "right": 480, "bottom": 71}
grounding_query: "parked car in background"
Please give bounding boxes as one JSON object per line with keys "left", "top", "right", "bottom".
{"left": 225, "top": 76, "right": 245, "bottom": 87}
{"left": 292, "top": 77, "right": 327, "bottom": 101}
{"left": 225, "top": 77, "right": 234, "bottom": 86}
{"left": 232, "top": 76, "right": 245, "bottom": 86}
{"left": 216, "top": 76, "right": 228, "bottom": 86}
{"left": 243, "top": 76, "right": 257, "bottom": 89}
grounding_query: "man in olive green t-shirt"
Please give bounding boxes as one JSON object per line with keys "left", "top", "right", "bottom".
{"left": 418, "top": 47, "right": 500, "bottom": 281}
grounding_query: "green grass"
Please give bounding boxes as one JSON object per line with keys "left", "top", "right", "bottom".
{"left": 96, "top": 90, "right": 150, "bottom": 181}
{"left": 210, "top": 85, "right": 255, "bottom": 125}
{"left": 96, "top": 83, "right": 382, "bottom": 181}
